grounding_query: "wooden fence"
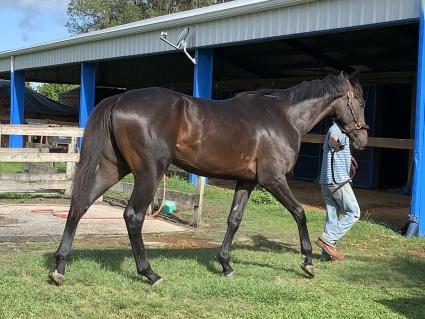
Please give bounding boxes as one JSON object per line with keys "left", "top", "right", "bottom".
{"left": 110, "top": 176, "right": 205, "bottom": 228}
{"left": 0, "top": 124, "right": 83, "bottom": 195}
{"left": 0, "top": 124, "right": 206, "bottom": 227}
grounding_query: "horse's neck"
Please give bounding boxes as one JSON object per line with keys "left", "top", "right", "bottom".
{"left": 287, "top": 96, "right": 334, "bottom": 136}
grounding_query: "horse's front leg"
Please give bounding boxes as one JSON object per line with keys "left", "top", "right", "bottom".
{"left": 260, "top": 174, "right": 315, "bottom": 277}
{"left": 218, "top": 181, "right": 255, "bottom": 276}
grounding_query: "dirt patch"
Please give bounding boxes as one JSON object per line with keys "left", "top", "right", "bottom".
{"left": 0, "top": 203, "right": 186, "bottom": 243}
{"left": 210, "top": 178, "right": 410, "bottom": 230}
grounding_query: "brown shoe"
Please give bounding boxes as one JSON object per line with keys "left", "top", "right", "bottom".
{"left": 315, "top": 236, "right": 344, "bottom": 261}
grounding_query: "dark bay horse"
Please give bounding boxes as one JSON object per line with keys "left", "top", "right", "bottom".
{"left": 49, "top": 73, "right": 368, "bottom": 286}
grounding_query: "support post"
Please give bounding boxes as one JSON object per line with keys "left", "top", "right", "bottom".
{"left": 9, "top": 57, "right": 25, "bottom": 148}
{"left": 189, "top": 49, "right": 213, "bottom": 185}
{"left": 409, "top": 3, "right": 425, "bottom": 237}
{"left": 79, "top": 62, "right": 96, "bottom": 128}
{"left": 193, "top": 175, "right": 206, "bottom": 228}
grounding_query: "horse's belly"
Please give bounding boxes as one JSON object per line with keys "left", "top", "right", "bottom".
{"left": 174, "top": 147, "right": 257, "bottom": 180}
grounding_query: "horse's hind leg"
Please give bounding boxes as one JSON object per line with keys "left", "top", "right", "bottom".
{"left": 260, "top": 175, "right": 315, "bottom": 277}
{"left": 123, "top": 173, "right": 163, "bottom": 285}
{"left": 218, "top": 181, "right": 255, "bottom": 276}
{"left": 49, "top": 156, "right": 129, "bottom": 285}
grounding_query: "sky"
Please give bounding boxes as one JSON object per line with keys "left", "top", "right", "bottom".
{"left": 0, "top": 0, "right": 70, "bottom": 52}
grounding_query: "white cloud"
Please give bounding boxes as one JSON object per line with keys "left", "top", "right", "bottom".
{"left": 0, "top": 0, "right": 68, "bottom": 41}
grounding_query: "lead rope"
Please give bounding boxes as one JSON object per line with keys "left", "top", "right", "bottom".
{"left": 330, "top": 148, "right": 356, "bottom": 195}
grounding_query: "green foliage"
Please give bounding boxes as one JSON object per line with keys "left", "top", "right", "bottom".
{"left": 36, "top": 83, "right": 77, "bottom": 102}
{"left": 66, "top": 0, "right": 223, "bottom": 34}
{"left": 163, "top": 175, "right": 196, "bottom": 193}
{"left": 250, "top": 189, "right": 279, "bottom": 205}
{"left": 25, "top": 82, "right": 34, "bottom": 90}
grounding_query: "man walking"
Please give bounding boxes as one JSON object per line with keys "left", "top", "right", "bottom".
{"left": 316, "top": 122, "right": 361, "bottom": 261}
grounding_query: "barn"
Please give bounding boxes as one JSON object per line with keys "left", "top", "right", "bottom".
{"left": 0, "top": 0, "right": 423, "bottom": 235}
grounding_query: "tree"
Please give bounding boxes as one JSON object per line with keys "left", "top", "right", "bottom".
{"left": 66, "top": 0, "right": 222, "bottom": 35}
{"left": 37, "top": 83, "right": 77, "bottom": 102}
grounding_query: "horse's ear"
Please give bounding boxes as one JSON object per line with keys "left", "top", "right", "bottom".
{"left": 348, "top": 70, "right": 360, "bottom": 84}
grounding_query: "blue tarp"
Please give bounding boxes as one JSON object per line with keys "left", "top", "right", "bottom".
{"left": 0, "top": 80, "right": 77, "bottom": 117}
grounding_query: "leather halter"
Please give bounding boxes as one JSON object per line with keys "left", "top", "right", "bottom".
{"left": 335, "top": 91, "right": 369, "bottom": 134}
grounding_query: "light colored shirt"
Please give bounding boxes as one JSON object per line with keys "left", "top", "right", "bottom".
{"left": 319, "top": 123, "right": 351, "bottom": 185}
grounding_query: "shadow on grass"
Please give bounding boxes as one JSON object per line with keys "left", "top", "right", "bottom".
{"left": 42, "top": 235, "right": 317, "bottom": 282}
{"left": 43, "top": 247, "right": 222, "bottom": 283}
{"left": 234, "top": 235, "right": 320, "bottom": 256}
{"left": 336, "top": 255, "right": 425, "bottom": 289}
{"left": 378, "top": 295, "right": 425, "bottom": 319}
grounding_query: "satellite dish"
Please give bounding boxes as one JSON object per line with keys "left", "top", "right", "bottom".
{"left": 176, "top": 27, "right": 190, "bottom": 49}
{"left": 160, "top": 27, "right": 196, "bottom": 64}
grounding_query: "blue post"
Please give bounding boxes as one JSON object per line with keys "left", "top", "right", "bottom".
{"left": 189, "top": 49, "right": 213, "bottom": 185}
{"left": 79, "top": 62, "right": 96, "bottom": 128}
{"left": 410, "top": 4, "right": 425, "bottom": 237}
{"left": 9, "top": 68, "right": 25, "bottom": 148}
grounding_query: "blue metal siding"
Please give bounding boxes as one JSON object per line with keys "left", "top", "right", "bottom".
{"left": 411, "top": 4, "right": 425, "bottom": 236}
{"left": 79, "top": 63, "right": 96, "bottom": 129}
{"left": 9, "top": 71, "right": 25, "bottom": 147}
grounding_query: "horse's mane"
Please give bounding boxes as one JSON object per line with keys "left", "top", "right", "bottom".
{"left": 238, "top": 73, "right": 355, "bottom": 104}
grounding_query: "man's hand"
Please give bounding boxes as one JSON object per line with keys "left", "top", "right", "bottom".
{"left": 328, "top": 133, "right": 344, "bottom": 151}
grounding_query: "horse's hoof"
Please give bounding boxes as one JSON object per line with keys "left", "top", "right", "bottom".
{"left": 301, "top": 264, "right": 315, "bottom": 278}
{"left": 48, "top": 270, "right": 65, "bottom": 286}
{"left": 223, "top": 270, "right": 235, "bottom": 277}
{"left": 150, "top": 277, "right": 163, "bottom": 286}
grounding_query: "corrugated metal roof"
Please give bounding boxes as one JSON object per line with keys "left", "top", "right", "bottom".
{"left": 0, "top": 0, "right": 420, "bottom": 72}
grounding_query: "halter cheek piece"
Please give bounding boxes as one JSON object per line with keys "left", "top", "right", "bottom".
{"left": 335, "top": 91, "right": 369, "bottom": 134}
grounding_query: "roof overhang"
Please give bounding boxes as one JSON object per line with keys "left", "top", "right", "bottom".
{"left": 0, "top": 0, "right": 420, "bottom": 73}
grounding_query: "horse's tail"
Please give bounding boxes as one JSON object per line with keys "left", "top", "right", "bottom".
{"left": 70, "top": 95, "right": 119, "bottom": 217}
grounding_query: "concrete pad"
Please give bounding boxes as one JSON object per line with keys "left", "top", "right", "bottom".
{"left": 0, "top": 203, "right": 186, "bottom": 241}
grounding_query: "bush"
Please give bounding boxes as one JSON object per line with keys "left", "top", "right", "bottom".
{"left": 250, "top": 190, "right": 279, "bottom": 205}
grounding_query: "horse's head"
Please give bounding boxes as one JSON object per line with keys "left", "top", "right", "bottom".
{"left": 331, "top": 72, "right": 369, "bottom": 150}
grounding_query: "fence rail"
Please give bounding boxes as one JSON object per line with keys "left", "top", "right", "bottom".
{"left": 0, "top": 124, "right": 81, "bottom": 195}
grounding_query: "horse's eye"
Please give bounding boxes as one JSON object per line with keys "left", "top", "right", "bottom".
{"left": 360, "top": 102, "right": 365, "bottom": 108}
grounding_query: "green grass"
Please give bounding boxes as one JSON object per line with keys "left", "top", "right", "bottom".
{"left": 1, "top": 176, "right": 425, "bottom": 318}
{"left": 0, "top": 162, "right": 24, "bottom": 173}
{"left": 0, "top": 223, "right": 424, "bottom": 319}
{"left": 0, "top": 162, "right": 66, "bottom": 173}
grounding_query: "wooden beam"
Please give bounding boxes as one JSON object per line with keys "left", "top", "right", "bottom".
{"left": 193, "top": 176, "right": 206, "bottom": 228}
{"left": 302, "top": 134, "right": 414, "bottom": 150}
{"left": 0, "top": 173, "right": 68, "bottom": 182}
{"left": 0, "top": 125, "right": 84, "bottom": 137}
{"left": 0, "top": 180, "right": 70, "bottom": 192}
{"left": 0, "top": 152, "right": 80, "bottom": 162}
{"left": 0, "top": 148, "right": 43, "bottom": 153}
